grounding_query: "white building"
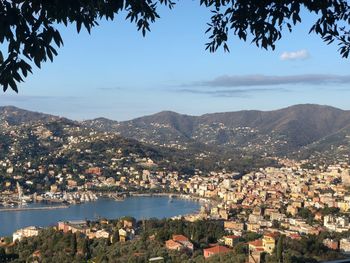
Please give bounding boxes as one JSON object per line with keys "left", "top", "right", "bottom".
{"left": 13, "top": 226, "right": 40, "bottom": 242}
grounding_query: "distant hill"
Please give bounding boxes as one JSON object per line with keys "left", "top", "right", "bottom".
{"left": 2, "top": 104, "right": 350, "bottom": 159}
{"left": 0, "top": 106, "right": 61, "bottom": 126}
{"left": 83, "top": 104, "right": 350, "bottom": 156}
{"left": 0, "top": 110, "right": 271, "bottom": 174}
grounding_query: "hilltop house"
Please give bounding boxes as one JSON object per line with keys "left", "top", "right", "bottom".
{"left": 165, "top": 234, "right": 193, "bottom": 251}
{"left": 203, "top": 245, "right": 231, "bottom": 259}
{"left": 13, "top": 226, "right": 40, "bottom": 242}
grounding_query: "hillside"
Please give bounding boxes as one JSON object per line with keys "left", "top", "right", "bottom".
{"left": 83, "top": 104, "right": 350, "bottom": 157}
{"left": 0, "top": 108, "right": 273, "bottom": 176}
{"left": 0, "top": 106, "right": 61, "bottom": 127}
{"left": 2, "top": 104, "right": 350, "bottom": 160}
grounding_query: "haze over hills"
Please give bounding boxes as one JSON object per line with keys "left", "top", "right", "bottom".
{"left": 1, "top": 104, "right": 350, "bottom": 159}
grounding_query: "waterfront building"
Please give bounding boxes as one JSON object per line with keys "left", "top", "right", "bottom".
{"left": 13, "top": 226, "right": 40, "bottom": 242}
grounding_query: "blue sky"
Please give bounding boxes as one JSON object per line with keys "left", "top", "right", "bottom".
{"left": 1, "top": 1, "right": 350, "bottom": 121}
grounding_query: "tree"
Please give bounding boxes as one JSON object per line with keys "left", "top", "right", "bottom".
{"left": 0, "top": 247, "right": 6, "bottom": 263}
{"left": 1, "top": 0, "right": 350, "bottom": 92}
{"left": 70, "top": 233, "right": 77, "bottom": 256}
{"left": 276, "top": 235, "right": 284, "bottom": 263}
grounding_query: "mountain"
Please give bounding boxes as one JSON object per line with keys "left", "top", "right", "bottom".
{"left": 1, "top": 107, "right": 273, "bottom": 175}
{"left": 83, "top": 104, "right": 350, "bottom": 156}
{"left": 0, "top": 106, "right": 61, "bottom": 127}
{"left": 2, "top": 104, "right": 350, "bottom": 159}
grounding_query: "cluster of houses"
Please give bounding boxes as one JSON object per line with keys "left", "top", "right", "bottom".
{"left": 12, "top": 226, "right": 41, "bottom": 242}
{"left": 57, "top": 218, "right": 136, "bottom": 243}
{"left": 164, "top": 231, "right": 279, "bottom": 262}
{"left": 323, "top": 238, "right": 350, "bottom": 253}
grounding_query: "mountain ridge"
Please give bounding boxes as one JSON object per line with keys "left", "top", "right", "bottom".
{"left": 2, "top": 104, "right": 350, "bottom": 158}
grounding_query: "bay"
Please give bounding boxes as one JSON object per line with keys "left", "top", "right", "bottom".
{"left": 0, "top": 196, "right": 200, "bottom": 237}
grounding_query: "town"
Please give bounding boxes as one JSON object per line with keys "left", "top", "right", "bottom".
{"left": 1, "top": 106, "right": 350, "bottom": 262}
{"left": 1, "top": 152, "right": 350, "bottom": 262}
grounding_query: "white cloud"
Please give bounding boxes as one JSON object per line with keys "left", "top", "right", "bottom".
{"left": 280, "top": 49, "right": 310, "bottom": 61}
{"left": 189, "top": 74, "right": 350, "bottom": 87}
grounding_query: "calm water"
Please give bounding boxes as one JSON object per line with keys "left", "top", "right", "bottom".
{"left": 0, "top": 197, "right": 200, "bottom": 236}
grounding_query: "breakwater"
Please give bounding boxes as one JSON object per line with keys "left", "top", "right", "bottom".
{"left": 0, "top": 205, "right": 68, "bottom": 212}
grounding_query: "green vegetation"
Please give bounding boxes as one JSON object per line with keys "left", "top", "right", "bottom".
{"left": 0, "top": 218, "right": 345, "bottom": 263}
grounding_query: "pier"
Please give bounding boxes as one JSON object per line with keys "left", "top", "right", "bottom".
{"left": 0, "top": 205, "right": 69, "bottom": 212}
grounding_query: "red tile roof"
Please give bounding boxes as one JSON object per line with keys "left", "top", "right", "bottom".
{"left": 203, "top": 245, "right": 231, "bottom": 254}
{"left": 264, "top": 232, "right": 279, "bottom": 239}
{"left": 248, "top": 239, "right": 263, "bottom": 247}
{"left": 172, "top": 234, "right": 189, "bottom": 242}
{"left": 165, "top": 240, "right": 182, "bottom": 250}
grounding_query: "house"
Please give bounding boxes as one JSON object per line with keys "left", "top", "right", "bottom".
{"left": 248, "top": 240, "right": 264, "bottom": 263}
{"left": 57, "top": 220, "right": 87, "bottom": 234}
{"left": 224, "top": 221, "right": 245, "bottom": 232}
{"left": 165, "top": 239, "right": 183, "bottom": 251}
{"left": 95, "top": 230, "right": 110, "bottom": 239}
{"left": 119, "top": 228, "right": 135, "bottom": 242}
{"left": 340, "top": 238, "right": 350, "bottom": 253}
{"left": 123, "top": 218, "right": 136, "bottom": 229}
{"left": 248, "top": 239, "right": 264, "bottom": 252}
{"left": 172, "top": 235, "right": 194, "bottom": 250}
{"left": 165, "top": 235, "right": 193, "bottom": 251}
{"left": 13, "top": 226, "right": 40, "bottom": 242}
{"left": 223, "top": 235, "right": 240, "bottom": 247}
{"left": 262, "top": 233, "right": 277, "bottom": 254}
{"left": 248, "top": 233, "right": 278, "bottom": 263}
{"left": 323, "top": 238, "right": 339, "bottom": 250}
{"left": 203, "top": 245, "right": 231, "bottom": 259}
{"left": 85, "top": 167, "right": 102, "bottom": 176}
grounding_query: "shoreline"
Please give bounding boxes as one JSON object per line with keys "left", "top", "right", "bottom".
{"left": 0, "top": 194, "right": 208, "bottom": 213}
{"left": 0, "top": 196, "right": 202, "bottom": 237}
{"left": 129, "top": 192, "right": 211, "bottom": 203}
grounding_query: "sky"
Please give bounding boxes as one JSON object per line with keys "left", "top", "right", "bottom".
{"left": 1, "top": 1, "right": 350, "bottom": 121}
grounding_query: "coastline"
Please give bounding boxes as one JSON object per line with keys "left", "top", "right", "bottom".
{"left": 0, "top": 193, "right": 210, "bottom": 213}
{"left": 129, "top": 192, "right": 211, "bottom": 203}
{"left": 0, "top": 196, "right": 201, "bottom": 237}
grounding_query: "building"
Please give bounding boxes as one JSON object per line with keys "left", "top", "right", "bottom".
{"left": 224, "top": 221, "right": 245, "bottom": 232}
{"left": 323, "top": 238, "right": 339, "bottom": 250}
{"left": 203, "top": 245, "right": 231, "bottom": 259}
{"left": 165, "top": 235, "right": 193, "bottom": 251}
{"left": 223, "top": 235, "right": 240, "bottom": 247}
{"left": 262, "top": 233, "right": 277, "bottom": 254}
{"left": 119, "top": 228, "right": 135, "bottom": 242}
{"left": 13, "top": 226, "right": 40, "bottom": 242}
{"left": 248, "top": 240, "right": 264, "bottom": 263}
{"left": 85, "top": 167, "right": 102, "bottom": 176}
{"left": 165, "top": 239, "right": 183, "bottom": 251}
{"left": 340, "top": 238, "right": 350, "bottom": 253}
{"left": 248, "top": 233, "right": 278, "bottom": 263}
{"left": 57, "top": 220, "right": 87, "bottom": 234}
{"left": 123, "top": 218, "right": 136, "bottom": 229}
